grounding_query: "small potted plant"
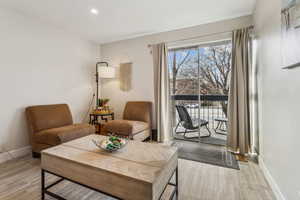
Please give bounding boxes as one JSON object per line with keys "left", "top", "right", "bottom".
{"left": 97, "top": 98, "right": 110, "bottom": 113}
{"left": 98, "top": 98, "right": 109, "bottom": 107}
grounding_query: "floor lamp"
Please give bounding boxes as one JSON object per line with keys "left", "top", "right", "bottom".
{"left": 95, "top": 62, "right": 115, "bottom": 107}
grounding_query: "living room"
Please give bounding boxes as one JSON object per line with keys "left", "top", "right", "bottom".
{"left": 0, "top": 0, "right": 299, "bottom": 200}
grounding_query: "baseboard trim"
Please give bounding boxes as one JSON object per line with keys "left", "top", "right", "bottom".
{"left": 258, "top": 156, "right": 286, "bottom": 200}
{"left": 0, "top": 146, "right": 31, "bottom": 164}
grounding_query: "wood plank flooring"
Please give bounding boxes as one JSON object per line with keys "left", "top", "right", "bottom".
{"left": 0, "top": 155, "right": 275, "bottom": 200}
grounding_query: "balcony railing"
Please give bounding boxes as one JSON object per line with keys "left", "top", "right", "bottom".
{"left": 171, "top": 95, "right": 228, "bottom": 130}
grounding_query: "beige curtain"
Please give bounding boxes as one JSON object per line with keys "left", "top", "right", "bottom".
{"left": 152, "top": 43, "right": 171, "bottom": 142}
{"left": 227, "top": 27, "right": 252, "bottom": 155}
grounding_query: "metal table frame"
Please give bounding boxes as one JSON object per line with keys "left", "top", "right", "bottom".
{"left": 214, "top": 118, "right": 228, "bottom": 135}
{"left": 41, "top": 167, "right": 178, "bottom": 200}
{"left": 89, "top": 112, "right": 114, "bottom": 134}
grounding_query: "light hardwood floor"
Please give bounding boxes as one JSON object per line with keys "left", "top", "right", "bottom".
{"left": 0, "top": 155, "right": 275, "bottom": 200}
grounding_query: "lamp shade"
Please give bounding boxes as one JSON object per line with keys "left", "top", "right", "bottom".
{"left": 98, "top": 66, "right": 115, "bottom": 78}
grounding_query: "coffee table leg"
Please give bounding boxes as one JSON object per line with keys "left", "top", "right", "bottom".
{"left": 41, "top": 169, "right": 45, "bottom": 200}
{"left": 176, "top": 167, "right": 178, "bottom": 199}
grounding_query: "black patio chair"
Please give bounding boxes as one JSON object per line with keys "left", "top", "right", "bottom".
{"left": 175, "top": 105, "right": 211, "bottom": 138}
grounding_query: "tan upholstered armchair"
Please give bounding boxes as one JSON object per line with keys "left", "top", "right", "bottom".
{"left": 104, "top": 101, "right": 152, "bottom": 141}
{"left": 25, "top": 104, "right": 95, "bottom": 157}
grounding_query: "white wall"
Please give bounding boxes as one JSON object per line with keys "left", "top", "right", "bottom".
{"left": 254, "top": 0, "right": 300, "bottom": 199}
{"left": 0, "top": 7, "right": 98, "bottom": 152}
{"left": 100, "top": 15, "right": 253, "bottom": 126}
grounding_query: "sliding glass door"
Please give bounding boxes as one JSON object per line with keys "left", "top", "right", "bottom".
{"left": 168, "top": 47, "right": 199, "bottom": 139}
{"left": 168, "top": 40, "right": 232, "bottom": 145}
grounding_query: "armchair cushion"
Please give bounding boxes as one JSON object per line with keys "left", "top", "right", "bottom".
{"left": 35, "top": 123, "right": 94, "bottom": 146}
{"left": 26, "top": 104, "right": 73, "bottom": 133}
{"left": 104, "top": 120, "right": 149, "bottom": 137}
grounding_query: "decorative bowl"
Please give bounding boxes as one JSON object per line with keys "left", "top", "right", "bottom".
{"left": 92, "top": 136, "right": 127, "bottom": 152}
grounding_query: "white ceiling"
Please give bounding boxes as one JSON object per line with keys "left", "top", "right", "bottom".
{"left": 0, "top": 0, "right": 256, "bottom": 44}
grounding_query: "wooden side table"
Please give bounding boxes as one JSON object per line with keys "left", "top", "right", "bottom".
{"left": 89, "top": 111, "right": 114, "bottom": 134}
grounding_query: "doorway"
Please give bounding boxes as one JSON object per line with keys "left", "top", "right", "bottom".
{"left": 168, "top": 40, "right": 232, "bottom": 146}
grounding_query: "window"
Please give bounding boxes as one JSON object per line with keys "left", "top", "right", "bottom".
{"left": 168, "top": 40, "right": 232, "bottom": 97}
{"left": 168, "top": 40, "right": 232, "bottom": 140}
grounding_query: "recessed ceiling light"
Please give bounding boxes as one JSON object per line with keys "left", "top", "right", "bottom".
{"left": 90, "top": 8, "right": 99, "bottom": 15}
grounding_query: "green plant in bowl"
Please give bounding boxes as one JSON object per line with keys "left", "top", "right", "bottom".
{"left": 98, "top": 98, "right": 110, "bottom": 107}
{"left": 92, "top": 136, "right": 126, "bottom": 152}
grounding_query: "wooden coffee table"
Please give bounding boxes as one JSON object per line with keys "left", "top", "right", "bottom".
{"left": 41, "top": 134, "right": 178, "bottom": 200}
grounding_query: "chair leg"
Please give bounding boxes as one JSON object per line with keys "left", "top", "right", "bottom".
{"left": 174, "top": 121, "right": 182, "bottom": 134}
{"left": 183, "top": 129, "right": 188, "bottom": 138}
{"left": 196, "top": 126, "right": 211, "bottom": 138}
{"left": 205, "top": 125, "right": 212, "bottom": 137}
{"left": 183, "top": 128, "right": 203, "bottom": 139}
{"left": 214, "top": 121, "right": 220, "bottom": 133}
{"left": 32, "top": 151, "right": 41, "bottom": 158}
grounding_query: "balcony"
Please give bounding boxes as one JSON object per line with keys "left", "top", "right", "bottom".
{"left": 171, "top": 94, "right": 228, "bottom": 145}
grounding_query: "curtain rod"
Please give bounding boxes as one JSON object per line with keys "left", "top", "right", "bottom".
{"left": 147, "top": 25, "right": 254, "bottom": 48}
{"left": 168, "top": 39, "right": 232, "bottom": 52}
